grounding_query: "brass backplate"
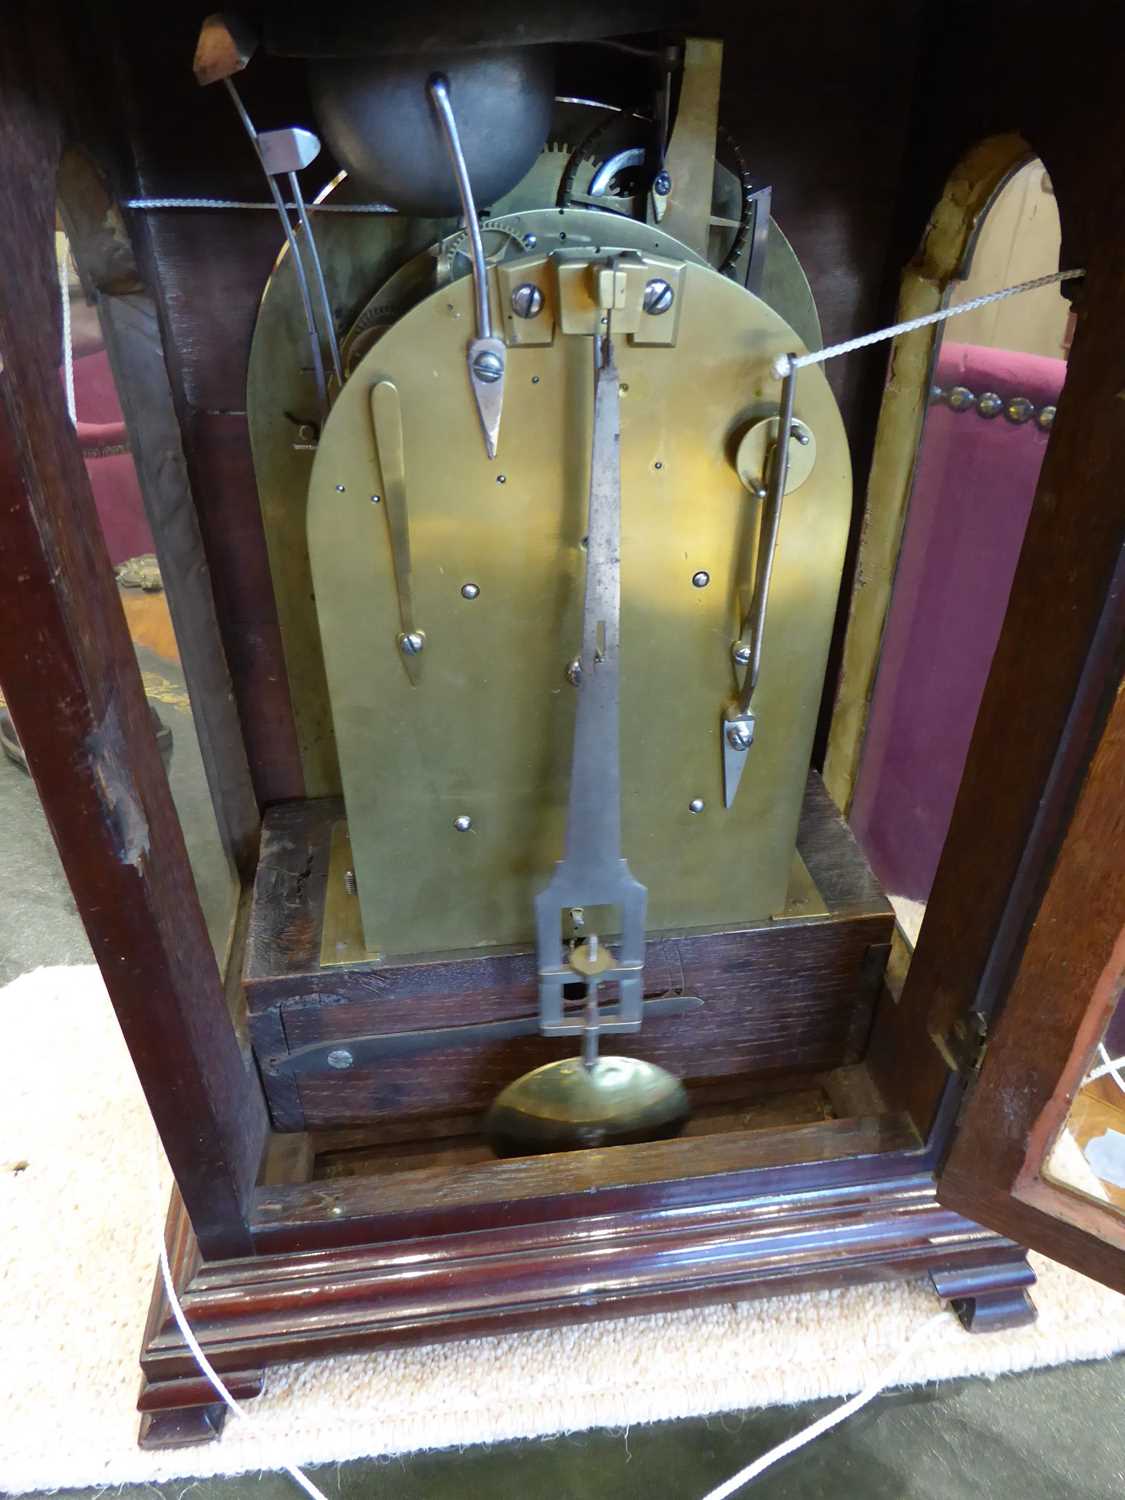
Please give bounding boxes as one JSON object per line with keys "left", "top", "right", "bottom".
{"left": 248, "top": 188, "right": 821, "bottom": 797}
{"left": 308, "top": 256, "right": 850, "bottom": 958}
{"left": 320, "top": 820, "right": 830, "bottom": 970}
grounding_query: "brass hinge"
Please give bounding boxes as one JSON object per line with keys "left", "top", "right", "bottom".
{"left": 931, "top": 1008, "right": 989, "bottom": 1077}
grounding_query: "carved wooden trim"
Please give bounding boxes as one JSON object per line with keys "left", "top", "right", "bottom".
{"left": 138, "top": 1171, "right": 1034, "bottom": 1445}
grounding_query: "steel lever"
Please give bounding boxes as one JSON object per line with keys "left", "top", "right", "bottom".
{"left": 427, "top": 73, "right": 506, "bottom": 459}
{"left": 370, "top": 380, "right": 424, "bottom": 684}
{"left": 722, "top": 357, "right": 799, "bottom": 808}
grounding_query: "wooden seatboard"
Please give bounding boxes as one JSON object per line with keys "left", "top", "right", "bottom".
{"left": 244, "top": 773, "right": 892, "bottom": 1129}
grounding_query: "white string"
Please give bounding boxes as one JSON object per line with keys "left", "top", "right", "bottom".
{"left": 57, "top": 238, "right": 77, "bottom": 426}
{"left": 698, "top": 1309, "right": 953, "bottom": 1500}
{"left": 154, "top": 1164, "right": 329, "bottom": 1500}
{"left": 126, "top": 196, "right": 397, "bottom": 215}
{"left": 771, "top": 268, "right": 1085, "bottom": 379}
{"left": 1085, "top": 1042, "right": 1125, "bottom": 1096}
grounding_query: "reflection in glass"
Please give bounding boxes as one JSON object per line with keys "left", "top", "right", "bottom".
{"left": 0, "top": 223, "right": 237, "bottom": 971}
{"left": 850, "top": 160, "right": 1071, "bottom": 943}
{"left": 1044, "top": 994, "right": 1125, "bottom": 1218}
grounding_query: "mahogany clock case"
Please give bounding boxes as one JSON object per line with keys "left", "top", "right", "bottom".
{"left": 0, "top": 0, "right": 1123, "bottom": 1448}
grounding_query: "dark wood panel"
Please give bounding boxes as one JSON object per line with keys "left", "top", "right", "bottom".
{"left": 273, "top": 917, "right": 884, "bottom": 1128}
{"left": 177, "top": 409, "right": 305, "bottom": 805}
{"left": 0, "top": 17, "right": 267, "bottom": 1258}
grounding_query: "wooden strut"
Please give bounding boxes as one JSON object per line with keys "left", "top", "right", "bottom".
{"left": 0, "top": 13, "right": 268, "bottom": 1259}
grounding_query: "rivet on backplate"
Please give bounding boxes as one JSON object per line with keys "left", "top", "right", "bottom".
{"left": 511, "top": 283, "right": 544, "bottom": 319}
{"left": 471, "top": 349, "right": 504, "bottom": 384}
{"left": 461, "top": 582, "right": 480, "bottom": 599}
{"left": 497, "top": 474, "right": 507, "bottom": 484}
{"left": 692, "top": 571, "right": 710, "bottom": 589}
{"left": 531, "top": 375, "right": 541, "bottom": 385}
{"left": 327, "top": 1048, "right": 354, "bottom": 1070}
{"left": 335, "top": 483, "right": 346, "bottom": 492}
{"left": 726, "top": 721, "right": 753, "bottom": 751}
{"left": 453, "top": 815, "right": 472, "bottom": 832}
{"left": 643, "top": 278, "right": 675, "bottom": 316}
{"left": 688, "top": 798, "right": 705, "bottom": 814}
{"left": 732, "top": 642, "right": 752, "bottom": 666}
{"left": 371, "top": 493, "right": 381, "bottom": 504}
{"left": 654, "top": 461, "right": 663, "bottom": 471}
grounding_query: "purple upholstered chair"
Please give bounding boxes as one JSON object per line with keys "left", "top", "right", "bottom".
{"left": 849, "top": 339, "right": 1065, "bottom": 902}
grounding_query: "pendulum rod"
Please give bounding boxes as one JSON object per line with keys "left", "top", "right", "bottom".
{"left": 533, "top": 323, "right": 647, "bottom": 1039}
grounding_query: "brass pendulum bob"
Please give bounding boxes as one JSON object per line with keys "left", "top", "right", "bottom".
{"left": 484, "top": 938, "right": 690, "bottom": 1158}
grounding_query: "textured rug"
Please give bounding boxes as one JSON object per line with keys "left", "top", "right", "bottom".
{"left": 2, "top": 964, "right": 1124, "bottom": 1496}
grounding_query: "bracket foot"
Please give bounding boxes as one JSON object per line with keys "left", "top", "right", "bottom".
{"left": 929, "top": 1255, "right": 1038, "bottom": 1333}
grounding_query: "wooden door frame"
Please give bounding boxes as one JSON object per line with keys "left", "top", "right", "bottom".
{"left": 939, "top": 599, "right": 1125, "bottom": 1291}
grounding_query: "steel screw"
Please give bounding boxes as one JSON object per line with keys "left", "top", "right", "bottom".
{"left": 511, "top": 283, "right": 544, "bottom": 319}
{"left": 726, "top": 722, "right": 753, "bottom": 751}
{"left": 692, "top": 570, "right": 710, "bottom": 589}
{"left": 522, "top": 233, "right": 538, "bottom": 249}
{"left": 460, "top": 583, "right": 480, "bottom": 600}
{"left": 643, "top": 278, "right": 675, "bottom": 316}
{"left": 453, "top": 815, "right": 472, "bottom": 832}
{"left": 566, "top": 658, "right": 582, "bottom": 686}
{"left": 327, "top": 1048, "right": 354, "bottom": 1070}
{"left": 732, "top": 642, "right": 752, "bottom": 666}
{"left": 688, "top": 798, "right": 705, "bottom": 814}
{"left": 653, "top": 170, "right": 672, "bottom": 196}
{"left": 399, "top": 631, "right": 425, "bottom": 655}
{"left": 471, "top": 349, "right": 505, "bottom": 383}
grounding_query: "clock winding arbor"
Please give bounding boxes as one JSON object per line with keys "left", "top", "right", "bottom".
{"left": 0, "top": 0, "right": 1122, "bottom": 1448}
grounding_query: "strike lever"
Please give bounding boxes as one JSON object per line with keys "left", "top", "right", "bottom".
{"left": 428, "top": 74, "right": 506, "bottom": 459}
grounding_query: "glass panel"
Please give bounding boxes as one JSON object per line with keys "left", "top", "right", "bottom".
{"left": 0, "top": 220, "right": 237, "bottom": 980}
{"left": 1043, "top": 993, "right": 1125, "bottom": 1216}
{"left": 849, "top": 160, "right": 1071, "bottom": 945}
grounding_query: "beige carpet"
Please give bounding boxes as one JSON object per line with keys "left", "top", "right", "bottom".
{"left": 2, "top": 964, "right": 1124, "bottom": 1495}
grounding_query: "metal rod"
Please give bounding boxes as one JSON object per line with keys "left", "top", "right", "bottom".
{"left": 223, "top": 79, "right": 328, "bottom": 417}
{"left": 740, "top": 360, "right": 798, "bottom": 714}
{"left": 288, "top": 169, "right": 343, "bottom": 385}
{"left": 427, "top": 74, "right": 492, "bottom": 339}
